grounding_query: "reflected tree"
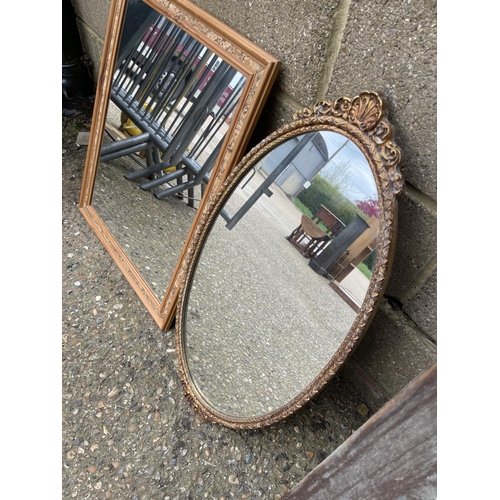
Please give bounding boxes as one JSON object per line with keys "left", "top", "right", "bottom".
{"left": 296, "top": 176, "right": 360, "bottom": 226}
{"left": 356, "top": 198, "right": 380, "bottom": 219}
{"left": 321, "top": 160, "right": 352, "bottom": 194}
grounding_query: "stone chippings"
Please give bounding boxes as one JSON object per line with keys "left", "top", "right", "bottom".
{"left": 62, "top": 98, "right": 375, "bottom": 499}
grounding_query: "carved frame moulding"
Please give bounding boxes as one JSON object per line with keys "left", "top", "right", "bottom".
{"left": 79, "top": 0, "right": 280, "bottom": 330}
{"left": 175, "top": 92, "right": 403, "bottom": 429}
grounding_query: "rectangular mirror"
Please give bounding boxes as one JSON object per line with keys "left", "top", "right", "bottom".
{"left": 79, "top": 0, "right": 279, "bottom": 330}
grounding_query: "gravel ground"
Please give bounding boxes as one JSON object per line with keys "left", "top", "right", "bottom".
{"left": 62, "top": 95, "right": 375, "bottom": 500}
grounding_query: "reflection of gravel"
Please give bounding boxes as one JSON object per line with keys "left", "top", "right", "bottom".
{"left": 91, "top": 103, "right": 218, "bottom": 301}
{"left": 92, "top": 155, "right": 199, "bottom": 300}
{"left": 185, "top": 173, "right": 359, "bottom": 417}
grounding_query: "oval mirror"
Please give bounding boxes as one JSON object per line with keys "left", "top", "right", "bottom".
{"left": 176, "top": 92, "right": 403, "bottom": 428}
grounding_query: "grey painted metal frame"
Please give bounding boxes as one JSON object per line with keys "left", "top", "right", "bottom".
{"left": 223, "top": 132, "right": 316, "bottom": 229}
{"left": 99, "top": 7, "right": 248, "bottom": 209}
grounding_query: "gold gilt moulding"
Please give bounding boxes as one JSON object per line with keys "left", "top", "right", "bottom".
{"left": 78, "top": 0, "right": 280, "bottom": 330}
{"left": 175, "top": 92, "right": 403, "bottom": 429}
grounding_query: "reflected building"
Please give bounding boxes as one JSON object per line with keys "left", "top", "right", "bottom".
{"left": 259, "top": 132, "right": 330, "bottom": 198}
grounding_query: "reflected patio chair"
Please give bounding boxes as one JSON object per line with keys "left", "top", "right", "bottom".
{"left": 286, "top": 205, "right": 345, "bottom": 258}
{"left": 286, "top": 214, "right": 331, "bottom": 257}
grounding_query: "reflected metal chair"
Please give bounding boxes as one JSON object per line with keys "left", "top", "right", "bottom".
{"left": 99, "top": 11, "right": 246, "bottom": 208}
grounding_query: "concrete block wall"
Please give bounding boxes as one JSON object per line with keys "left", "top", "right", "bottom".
{"left": 71, "top": 0, "right": 437, "bottom": 409}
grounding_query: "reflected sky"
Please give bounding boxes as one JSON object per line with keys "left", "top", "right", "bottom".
{"left": 322, "top": 133, "right": 377, "bottom": 202}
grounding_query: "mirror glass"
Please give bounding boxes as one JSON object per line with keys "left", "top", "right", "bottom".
{"left": 92, "top": 0, "right": 247, "bottom": 300}
{"left": 79, "top": 0, "right": 279, "bottom": 327}
{"left": 183, "top": 131, "right": 378, "bottom": 416}
{"left": 176, "top": 94, "right": 403, "bottom": 428}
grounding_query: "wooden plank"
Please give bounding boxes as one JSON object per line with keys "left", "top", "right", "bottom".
{"left": 301, "top": 215, "right": 330, "bottom": 239}
{"left": 312, "top": 205, "right": 345, "bottom": 233}
{"left": 284, "top": 363, "right": 437, "bottom": 500}
{"left": 329, "top": 281, "right": 361, "bottom": 312}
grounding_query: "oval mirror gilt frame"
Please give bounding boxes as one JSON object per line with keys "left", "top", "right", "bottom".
{"left": 78, "top": 0, "right": 280, "bottom": 331}
{"left": 175, "top": 92, "right": 404, "bottom": 429}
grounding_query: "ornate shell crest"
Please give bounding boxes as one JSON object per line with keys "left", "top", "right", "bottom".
{"left": 293, "top": 92, "right": 403, "bottom": 197}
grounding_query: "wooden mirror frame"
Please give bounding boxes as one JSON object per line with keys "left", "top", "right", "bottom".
{"left": 79, "top": 0, "right": 280, "bottom": 330}
{"left": 175, "top": 92, "right": 404, "bottom": 429}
